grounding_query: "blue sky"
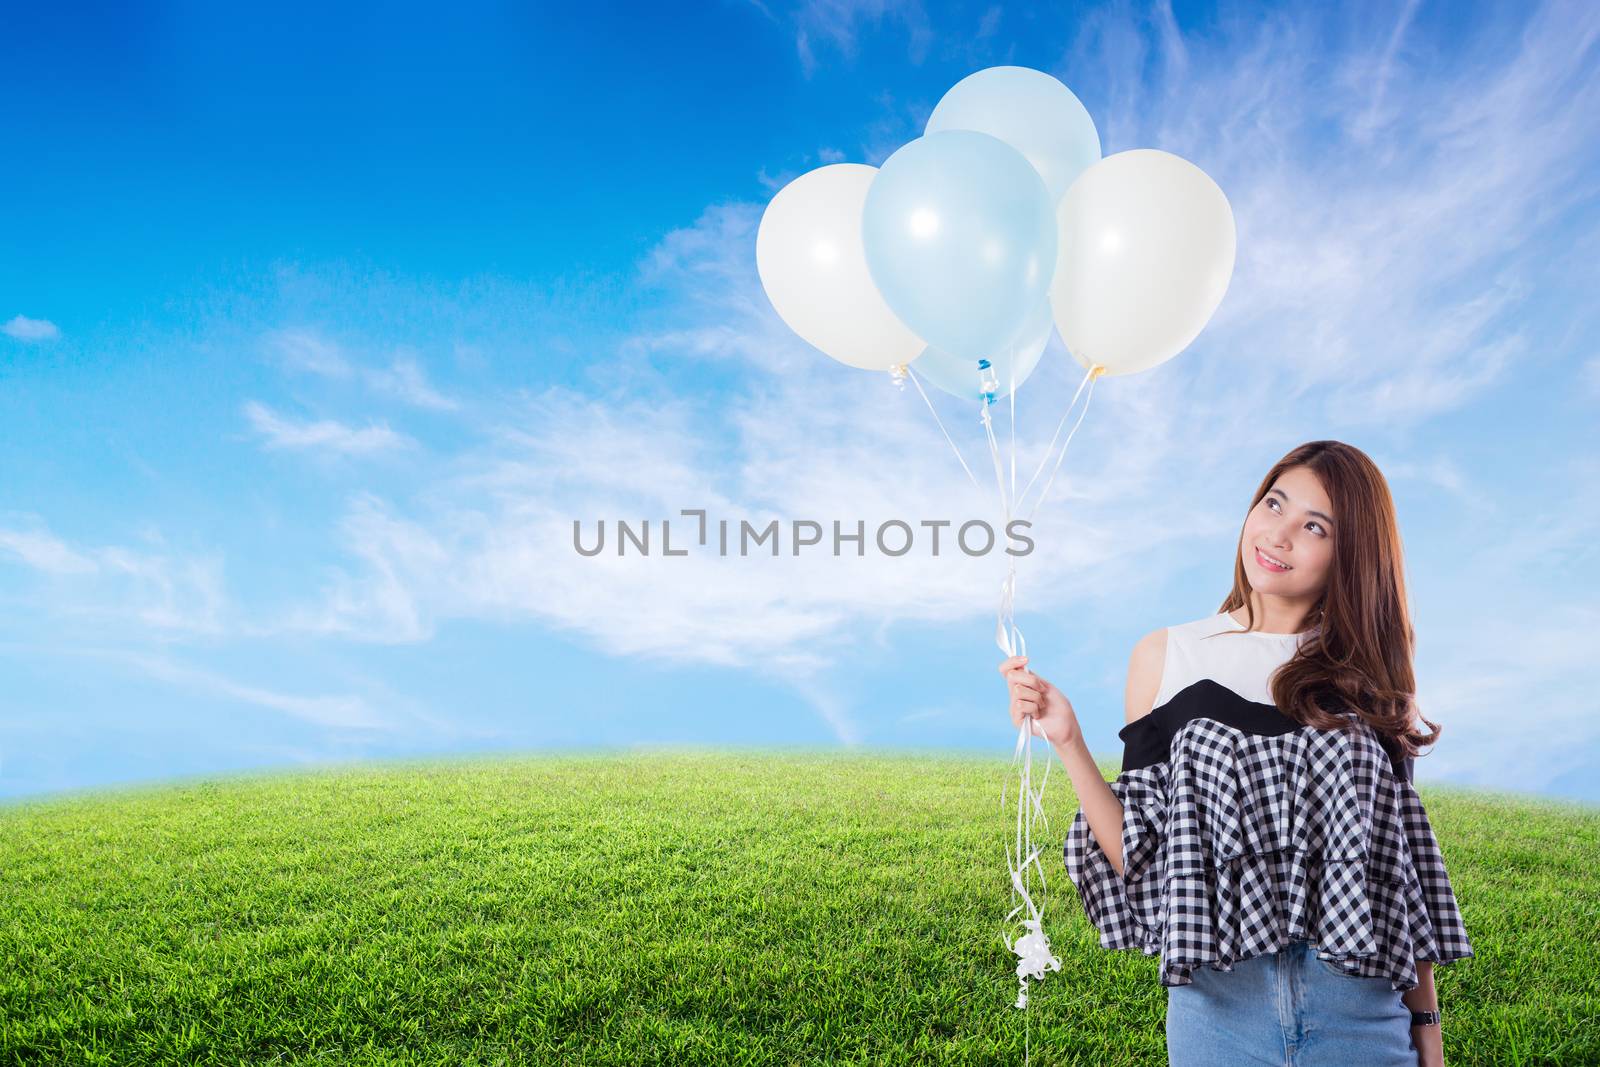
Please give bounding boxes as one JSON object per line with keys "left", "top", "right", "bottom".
{"left": 2, "top": 1, "right": 1597, "bottom": 804}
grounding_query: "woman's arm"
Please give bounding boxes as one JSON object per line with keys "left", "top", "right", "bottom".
{"left": 1053, "top": 628, "right": 1167, "bottom": 878}
{"left": 1054, "top": 734, "right": 1126, "bottom": 874}
{"left": 1403, "top": 961, "right": 1444, "bottom": 1066}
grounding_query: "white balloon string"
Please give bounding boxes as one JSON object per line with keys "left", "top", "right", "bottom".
{"left": 984, "top": 348, "right": 1060, "bottom": 1041}
{"left": 1022, "top": 364, "right": 1101, "bottom": 524}
{"left": 979, "top": 400, "right": 1011, "bottom": 528}
{"left": 907, "top": 352, "right": 1056, "bottom": 1032}
{"left": 904, "top": 363, "right": 985, "bottom": 496}
{"left": 1001, "top": 348, "right": 1024, "bottom": 659}
{"left": 1008, "top": 350, "right": 1017, "bottom": 513}
{"left": 1017, "top": 362, "right": 1099, "bottom": 515}
{"left": 981, "top": 388, "right": 1026, "bottom": 660}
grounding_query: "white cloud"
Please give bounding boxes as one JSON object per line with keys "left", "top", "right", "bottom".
{"left": 12, "top": 3, "right": 1588, "bottom": 782}
{"left": 1379, "top": 455, "right": 1497, "bottom": 512}
{"left": 898, "top": 705, "right": 951, "bottom": 725}
{"left": 265, "top": 329, "right": 460, "bottom": 411}
{"left": 2, "top": 315, "right": 60, "bottom": 342}
{"left": 0, "top": 516, "right": 227, "bottom": 636}
{"left": 0, "top": 526, "right": 98, "bottom": 574}
{"left": 278, "top": 492, "right": 438, "bottom": 644}
{"left": 1343, "top": 0, "right": 1423, "bottom": 145}
{"left": 242, "top": 400, "right": 414, "bottom": 455}
{"left": 264, "top": 203, "right": 1209, "bottom": 745}
{"left": 1415, "top": 601, "right": 1600, "bottom": 789}
{"left": 113, "top": 650, "right": 392, "bottom": 731}
{"left": 767, "top": 0, "right": 934, "bottom": 78}
{"left": 268, "top": 328, "right": 353, "bottom": 378}
{"left": 0, "top": 642, "right": 393, "bottom": 732}
{"left": 261, "top": 2, "right": 1600, "bottom": 771}
{"left": 1061, "top": 0, "right": 1600, "bottom": 427}
{"left": 365, "top": 351, "right": 460, "bottom": 411}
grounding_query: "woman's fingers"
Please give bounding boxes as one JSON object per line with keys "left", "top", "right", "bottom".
{"left": 1000, "top": 656, "right": 1044, "bottom": 730}
{"left": 996, "top": 655, "right": 1029, "bottom": 675}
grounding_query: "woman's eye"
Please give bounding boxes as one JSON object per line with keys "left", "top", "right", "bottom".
{"left": 1268, "top": 497, "right": 1325, "bottom": 536}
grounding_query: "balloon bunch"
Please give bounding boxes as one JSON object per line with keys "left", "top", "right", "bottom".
{"left": 757, "top": 64, "right": 1236, "bottom": 1038}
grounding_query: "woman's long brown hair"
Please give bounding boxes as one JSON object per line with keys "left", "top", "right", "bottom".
{"left": 1215, "top": 440, "right": 1441, "bottom": 763}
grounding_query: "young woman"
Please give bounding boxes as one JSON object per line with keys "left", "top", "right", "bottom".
{"left": 999, "top": 441, "right": 1473, "bottom": 1067}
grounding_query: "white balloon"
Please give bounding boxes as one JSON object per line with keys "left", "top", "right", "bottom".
{"left": 1049, "top": 149, "right": 1236, "bottom": 377}
{"left": 756, "top": 163, "right": 925, "bottom": 372}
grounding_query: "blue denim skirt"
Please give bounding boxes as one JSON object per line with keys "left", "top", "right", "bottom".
{"left": 1166, "top": 939, "right": 1416, "bottom": 1066}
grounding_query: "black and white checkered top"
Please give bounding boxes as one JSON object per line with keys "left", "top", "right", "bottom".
{"left": 1062, "top": 610, "right": 1474, "bottom": 992}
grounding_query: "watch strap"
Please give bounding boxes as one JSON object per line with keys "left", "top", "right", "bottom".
{"left": 1410, "top": 1009, "right": 1441, "bottom": 1026}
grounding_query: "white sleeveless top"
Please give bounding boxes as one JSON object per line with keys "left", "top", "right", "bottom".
{"left": 1152, "top": 610, "right": 1312, "bottom": 709}
{"left": 1061, "top": 610, "right": 1474, "bottom": 993}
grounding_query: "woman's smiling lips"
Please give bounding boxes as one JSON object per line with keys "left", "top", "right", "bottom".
{"left": 1255, "top": 547, "right": 1292, "bottom": 572}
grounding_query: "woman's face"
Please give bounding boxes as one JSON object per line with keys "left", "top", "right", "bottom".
{"left": 1240, "top": 465, "right": 1335, "bottom": 597}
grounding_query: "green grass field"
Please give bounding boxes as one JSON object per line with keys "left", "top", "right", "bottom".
{"left": 2, "top": 750, "right": 1596, "bottom": 1066}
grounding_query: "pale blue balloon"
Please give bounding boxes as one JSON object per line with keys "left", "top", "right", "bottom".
{"left": 862, "top": 129, "right": 1056, "bottom": 363}
{"left": 912, "top": 296, "right": 1053, "bottom": 402}
{"left": 926, "top": 65, "right": 1101, "bottom": 204}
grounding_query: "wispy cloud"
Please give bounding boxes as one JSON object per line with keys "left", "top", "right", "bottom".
{"left": 268, "top": 328, "right": 351, "bottom": 377}
{"left": 263, "top": 202, "right": 1204, "bottom": 745}
{"left": 277, "top": 491, "right": 437, "bottom": 644}
{"left": 1, "top": 643, "right": 393, "bottom": 731}
{"left": 1061, "top": 0, "right": 1600, "bottom": 426}
{"left": 8, "top": 2, "right": 1593, "bottom": 793}
{"left": 0, "top": 516, "right": 227, "bottom": 636}
{"left": 117, "top": 650, "right": 391, "bottom": 730}
{"left": 263, "top": 1, "right": 1599, "bottom": 770}
{"left": 1415, "top": 601, "right": 1600, "bottom": 791}
{"left": 365, "top": 351, "right": 460, "bottom": 411}
{"left": 242, "top": 400, "right": 415, "bottom": 455}
{"left": 2, "top": 315, "right": 60, "bottom": 342}
{"left": 266, "top": 329, "right": 461, "bottom": 411}
{"left": 1346, "top": 0, "right": 1422, "bottom": 145}
{"left": 0, "top": 525, "right": 97, "bottom": 575}
{"left": 758, "top": 0, "right": 935, "bottom": 78}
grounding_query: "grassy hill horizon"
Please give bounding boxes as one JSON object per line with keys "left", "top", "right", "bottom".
{"left": 3, "top": 750, "right": 1595, "bottom": 1065}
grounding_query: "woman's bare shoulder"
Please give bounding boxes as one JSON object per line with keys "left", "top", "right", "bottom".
{"left": 1124, "top": 627, "right": 1168, "bottom": 727}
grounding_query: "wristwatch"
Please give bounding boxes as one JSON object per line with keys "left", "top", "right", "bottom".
{"left": 1410, "top": 1009, "right": 1442, "bottom": 1027}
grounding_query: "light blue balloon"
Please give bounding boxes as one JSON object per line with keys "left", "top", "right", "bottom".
{"left": 912, "top": 296, "right": 1053, "bottom": 402}
{"left": 863, "top": 129, "right": 1057, "bottom": 363}
{"left": 926, "top": 65, "right": 1101, "bottom": 204}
